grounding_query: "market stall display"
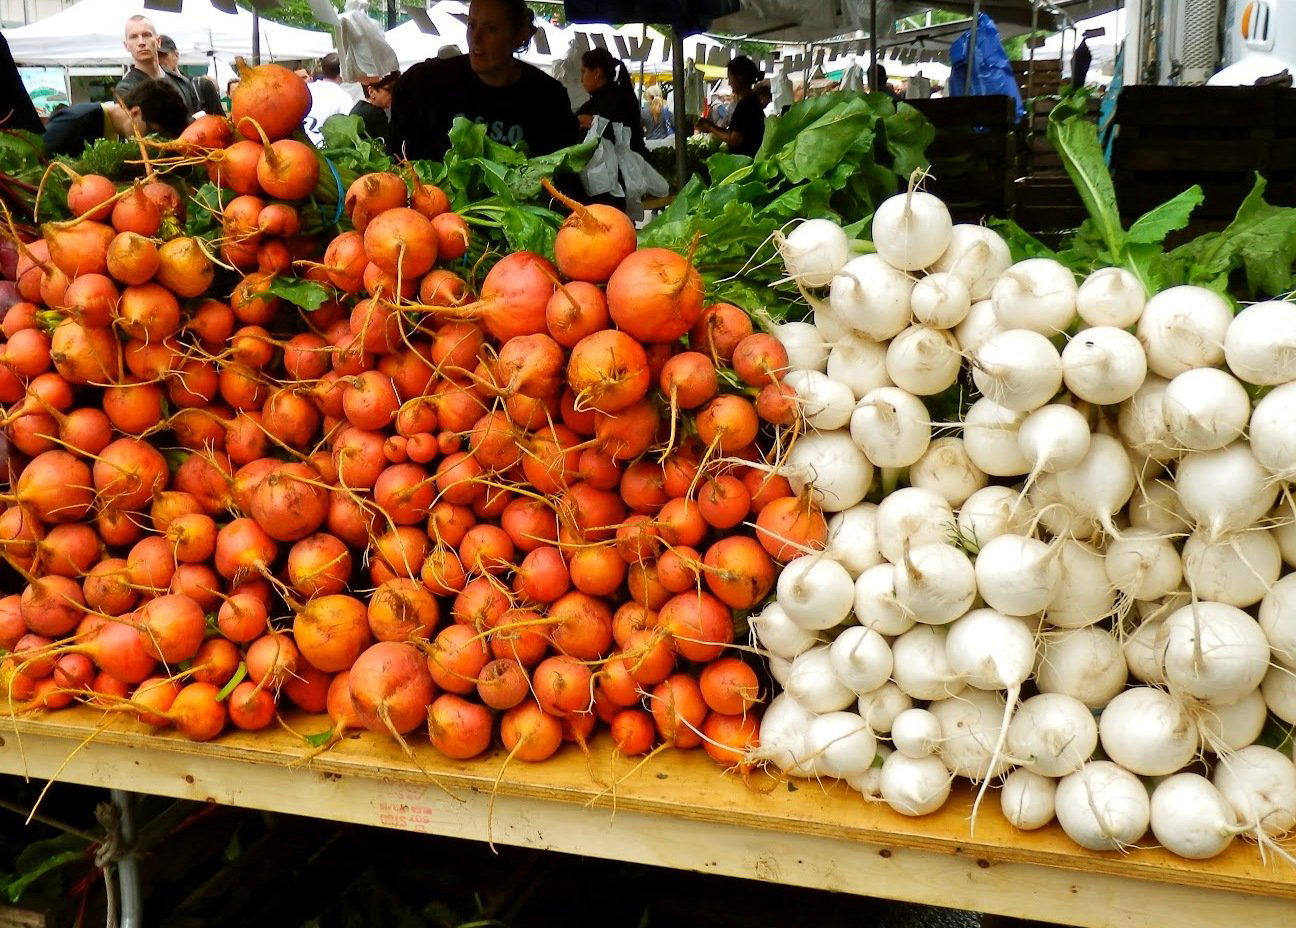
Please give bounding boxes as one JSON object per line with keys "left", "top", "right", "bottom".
{"left": 1, "top": 58, "right": 1296, "bottom": 918}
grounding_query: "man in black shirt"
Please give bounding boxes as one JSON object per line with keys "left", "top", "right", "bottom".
{"left": 156, "top": 35, "right": 203, "bottom": 116}
{"left": 115, "top": 15, "right": 167, "bottom": 101}
{"left": 387, "top": 0, "right": 579, "bottom": 160}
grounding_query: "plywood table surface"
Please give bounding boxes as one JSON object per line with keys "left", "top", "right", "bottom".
{"left": 0, "top": 707, "right": 1292, "bottom": 927}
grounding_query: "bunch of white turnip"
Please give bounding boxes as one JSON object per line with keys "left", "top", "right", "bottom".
{"left": 753, "top": 188, "right": 1296, "bottom": 861}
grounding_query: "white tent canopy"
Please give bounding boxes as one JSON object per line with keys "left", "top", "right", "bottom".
{"left": 5, "top": 0, "right": 333, "bottom": 67}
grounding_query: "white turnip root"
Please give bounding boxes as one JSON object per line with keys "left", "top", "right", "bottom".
{"left": 777, "top": 218, "right": 850, "bottom": 287}
{"left": 908, "top": 437, "right": 988, "bottom": 508}
{"left": 1150, "top": 773, "right": 1241, "bottom": 859}
{"left": 875, "top": 487, "right": 956, "bottom": 564}
{"left": 756, "top": 692, "right": 815, "bottom": 773}
{"left": 776, "top": 555, "right": 855, "bottom": 630}
{"left": 1007, "top": 692, "right": 1097, "bottom": 777}
{"left": 910, "top": 272, "right": 972, "bottom": 329}
{"left": 930, "top": 224, "right": 1011, "bottom": 300}
{"left": 750, "top": 601, "right": 820, "bottom": 660}
{"left": 1055, "top": 760, "right": 1150, "bottom": 851}
{"left": 991, "top": 259, "right": 1078, "bottom": 335}
{"left": 1159, "top": 600, "right": 1271, "bottom": 707}
{"left": 1247, "top": 382, "right": 1296, "bottom": 481}
{"left": 956, "top": 485, "right": 1031, "bottom": 550}
{"left": 828, "top": 625, "right": 894, "bottom": 695}
{"left": 871, "top": 188, "right": 952, "bottom": 271}
{"left": 785, "top": 645, "right": 857, "bottom": 713}
{"left": 782, "top": 369, "right": 855, "bottom": 430}
{"left": 1054, "top": 433, "right": 1136, "bottom": 542}
{"left": 828, "top": 254, "right": 913, "bottom": 341}
{"left": 885, "top": 325, "right": 962, "bottom": 396}
{"left": 1106, "top": 529, "right": 1184, "bottom": 603}
{"left": 954, "top": 299, "right": 1004, "bottom": 353}
{"left": 1000, "top": 769, "right": 1058, "bottom": 831}
{"left": 892, "top": 542, "right": 977, "bottom": 626}
{"left": 971, "top": 329, "right": 1063, "bottom": 412}
{"left": 1118, "top": 376, "right": 1180, "bottom": 464}
{"left": 1175, "top": 443, "right": 1277, "bottom": 541}
{"left": 826, "top": 333, "right": 892, "bottom": 400}
{"left": 1196, "top": 688, "right": 1268, "bottom": 754}
{"left": 974, "top": 533, "right": 1060, "bottom": 617}
{"left": 775, "top": 320, "right": 829, "bottom": 373}
{"left": 1036, "top": 626, "right": 1128, "bottom": 709}
{"left": 825, "top": 503, "right": 883, "bottom": 578}
{"left": 849, "top": 386, "right": 932, "bottom": 469}
{"left": 1061, "top": 325, "right": 1147, "bottom": 406}
{"left": 856, "top": 681, "right": 913, "bottom": 733}
{"left": 928, "top": 688, "right": 1013, "bottom": 782}
{"left": 1044, "top": 539, "right": 1117, "bottom": 630}
{"left": 961, "top": 398, "right": 1030, "bottom": 478}
{"left": 853, "top": 563, "right": 916, "bottom": 636}
{"left": 781, "top": 429, "right": 875, "bottom": 512}
{"left": 879, "top": 751, "right": 952, "bottom": 815}
{"left": 1261, "top": 665, "right": 1296, "bottom": 725}
{"left": 1136, "top": 285, "right": 1231, "bottom": 379}
{"left": 1128, "top": 477, "right": 1192, "bottom": 535}
{"left": 804, "top": 711, "right": 878, "bottom": 779}
{"left": 1211, "top": 745, "right": 1296, "bottom": 839}
{"left": 891, "top": 624, "right": 966, "bottom": 701}
{"left": 1223, "top": 300, "right": 1296, "bottom": 386}
{"left": 1162, "top": 367, "right": 1250, "bottom": 452}
{"left": 1098, "top": 685, "right": 1199, "bottom": 777}
{"left": 1259, "top": 573, "right": 1296, "bottom": 669}
{"left": 891, "top": 707, "right": 943, "bottom": 759}
{"left": 1181, "top": 528, "right": 1281, "bottom": 608}
{"left": 1076, "top": 267, "right": 1145, "bottom": 328}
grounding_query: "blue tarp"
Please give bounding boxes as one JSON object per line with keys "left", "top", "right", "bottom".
{"left": 949, "top": 13, "right": 1025, "bottom": 119}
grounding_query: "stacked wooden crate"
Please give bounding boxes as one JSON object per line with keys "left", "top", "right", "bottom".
{"left": 907, "top": 96, "right": 1019, "bottom": 224}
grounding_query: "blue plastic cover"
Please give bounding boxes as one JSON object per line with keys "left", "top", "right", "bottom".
{"left": 949, "top": 13, "right": 1025, "bottom": 119}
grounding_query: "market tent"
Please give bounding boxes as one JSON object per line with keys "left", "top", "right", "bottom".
{"left": 4, "top": 0, "right": 333, "bottom": 67}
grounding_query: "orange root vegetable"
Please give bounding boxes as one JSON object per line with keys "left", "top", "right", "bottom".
{"left": 430, "top": 212, "right": 470, "bottom": 260}
{"left": 168, "top": 681, "right": 228, "bottom": 741}
{"left": 230, "top": 63, "right": 311, "bottom": 142}
{"left": 605, "top": 248, "right": 704, "bottom": 343}
{"left": 701, "top": 712, "right": 759, "bottom": 766}
{"left": 345, "top": 172, "right": 409, "bottom": 231}
{"left": 500, "top": 700, "right": 563, "bottom": 762}
{"left": 650, "top": 674, "right": 707, "bottom": 748}
{"left": 470, "top": 251, "right": 558, "bottom": 343}
{"left": 66, "top": 174, "right": 117, "bottom": 222}
{"left": 255, "top": 138, "right": 320, "bottom": 200}
{"left": 427, "top": 693, "right": 493, "bottom": 759}
{"left": 363, "top": 207, "right": 436, "bottom": 279}
{"left": 294, "top": 594, "right": 373, "bottom": 673}
{"left": 368, "top": 578, "right": 440, "bottom": 642}
{"left": 754, "top": 495, "right": 828, "bottom": 562}
{"left": 476, "top": 657, "right": 529, "bottom": 710}
{"left": 702, "top": 536, "right": 775, "bottom": 609}
{"left": 611, "top": 708, "right": 655, "bottom": 755}
{"left": 659, "top": 590, "right": 734, "bottom": 663}
{"left": 348, "top": 641, "right": 437, "bottom": 736}
{"left": 155, "top": 237, "right": 214, "bottom": 298}
{"left": 565, "top": 329, "right": 650, "bottom": 414}
{"left": 544, "top": 179, "right": 637, "bottom": 283}
{"left": 228, "top": 681, "right": 276, "bottom": 730}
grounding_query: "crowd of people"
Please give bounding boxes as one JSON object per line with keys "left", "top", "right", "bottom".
{"left": 6, "top": 0, "right": 923, "bottom": 197}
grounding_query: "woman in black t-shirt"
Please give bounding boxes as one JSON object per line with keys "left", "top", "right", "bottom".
{"left": 697, "top": 56, "right": 765, "bottom": 158}
{"left": 387, "top": 0, "right": 580, "bottom": 160}
{"left": 575, "top": 47, "right": 647, "bottom": 156}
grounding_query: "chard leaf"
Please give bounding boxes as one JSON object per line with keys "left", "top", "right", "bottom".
{"left": 1047, "top": 95, "right": 1126, "bottom": 271}
{"left": 1126, "top": 185, "right": 1204, "bottom": 245}
{"left": 263, "top": 276, "right": 332, "bottom": 311}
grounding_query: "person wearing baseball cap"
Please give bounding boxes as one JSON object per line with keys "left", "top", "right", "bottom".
{"left": 156, "top": 34, "right": 204, "bottom": 116}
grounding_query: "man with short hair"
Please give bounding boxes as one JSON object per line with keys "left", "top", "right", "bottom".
{"left": 115, "top": 14, "right": 165, "bottom": 100}
{"left": 304, "top": 52, "right": 355, "bottom": 147}
{"left": 43, "top": 78, "right": 189, "bottom": 157}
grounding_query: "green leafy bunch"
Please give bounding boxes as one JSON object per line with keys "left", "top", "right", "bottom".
{"left": 640, "top": 91, "right": 934, "bottom": 316}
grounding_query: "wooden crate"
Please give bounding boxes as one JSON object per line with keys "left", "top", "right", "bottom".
{"left": 1113, "top": 85, "right": 1296, "bottom": 218}
{"left": 1, "top": 708, "right": 1294, "bottom": 928}
{"left": 908, "top": 95, "right": 1020, "bottom": 223}
{"left": 1014, "top": 58, "right": 1062, "bottom": 98}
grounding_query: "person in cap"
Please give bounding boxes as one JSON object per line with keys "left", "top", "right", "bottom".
{"left": 352, "top": 70, "right": 399, "bottom": 145}
{"left": 43, "top": 78, "right": 189, "bottom": 157}
{"left": 155, "top": 35, "right": 205, "bottom": 116}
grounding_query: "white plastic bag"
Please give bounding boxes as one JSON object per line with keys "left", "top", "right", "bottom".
{"left": 613, "top": 123, "right": 669, "bottom": 220}
{"left": 337, "top": 0, "right": 399, "bottom": 83}
{"left": 579, "top": 116, "right": 624, "bottom": 199}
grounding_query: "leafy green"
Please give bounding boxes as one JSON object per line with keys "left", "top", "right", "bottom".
{"left": 264, "top": 276, "right": 333, "bottom": 311}
{"left": 1170, "top": 175, "right": 1296, "bottom": 296}
{"left": 0, "top": 833, "right": 86, "bottom": 903}
{"left": 1043, "top": 92, "right": 1296, "bottom": 300}
{"left": 641, "top": 91, "right": 933, "bottom": 318}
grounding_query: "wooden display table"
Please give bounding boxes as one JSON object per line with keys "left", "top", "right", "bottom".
{"left": 1, "top": 707, "right": 1293, "bottom": 927}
